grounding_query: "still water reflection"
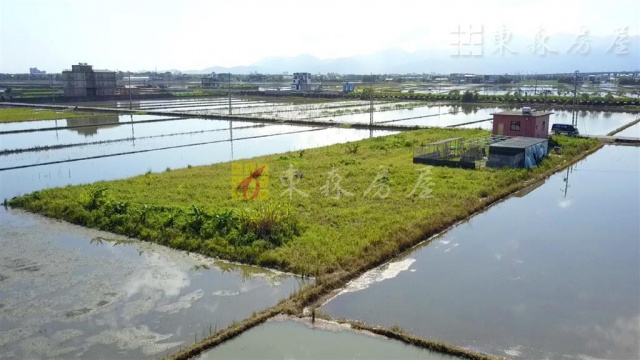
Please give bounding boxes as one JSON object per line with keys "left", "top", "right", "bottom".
{"left": 322, "top": 146, "right": 640, "bottom": 360}
{"left": 0, "top": 207, "right": 306, "bottom": 359}
{"left": 198, "top": 318, "right": 458, "bottom": 360}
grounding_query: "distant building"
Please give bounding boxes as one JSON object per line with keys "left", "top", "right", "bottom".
{"left": 29, "top": 67, "right": 47, "bottom": 79}
{"left": 492, "top": 109, "right": 552, "bottom": 138}
{"left": 248, "top": 73, "right": 267, "bottom": 82}
{"left": 291, "top": 72, "right": 311, "bottom": 91}
{"left": 62, "top": 63, "right": 117, "bottom": 97}
{"left": 122, "top": 76, "right": 150, "bottom": 85}
{"left": 202, "top": 73, "right": 220, "bottom": 88}
{"left": 486, "top": 75, "right": 501, "bottom": 83}
{"left": 449, "top": 73, "right": 476, "bottom": 83}
{"left": 463, "top": 74, "right": 479, "bottom": 83}
{"left": 343, "top": 82, "right": 355, "bottom": 93}
{"left": 449, "top": 73, "right": 462, "bottom": 82}
{"left": 120, "top": 85, "right": 140, "bottom": 96}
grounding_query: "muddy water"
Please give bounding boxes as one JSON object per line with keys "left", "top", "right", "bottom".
{"left": 0, "top": 124, "right": 317, "bottom": 169}
{"left": 550, "top": 110, "right": 638, "bottom": 135}
{"left": 0, "top": 114, "right": 167, "bottom": 133}
{"left": 321, "top": 146, "right": 640, "bottom": 360}
{"left": 0, "top": 207, "right": 307, "bottom": 359}
{"left": 197, "top": 318, "right": 458, "bottom": 360}
{"left": 0, "top": 126, "right": 396, "bottom": 199}
{"left": 196, "top": 101, "right": 373, "bottom": 117}
{"left": 301, "top": 104, "right": 638, "bottom": 136}
{"left": 394, "top": 108, "right": 638, "bottom": 136}
{"left": 0, "top": 112, "right": 397, "bottom": 359}
{"left": 0, "top": 117, "right": 262, "bottom": 151}
{"left": 67, "top": 97, "right": 240, "bottom": 108}
{"left": 409, "top": 85, "right": 639, "bottom": 98}
{"left": 313, "top": 105, "right": 454, "bottom": 124}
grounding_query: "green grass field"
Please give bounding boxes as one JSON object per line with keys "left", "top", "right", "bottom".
{"left": 10, "top": 129, "right": 600, "bottom": 275}
{"left": 0, "top": 107, "right": 109, "bottom": 123}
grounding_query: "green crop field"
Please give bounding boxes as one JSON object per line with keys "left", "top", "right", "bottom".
{"left": 0, "top": 107, "right": 109, "bottom": 123}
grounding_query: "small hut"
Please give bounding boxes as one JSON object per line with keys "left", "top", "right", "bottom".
{"left": 486, "top": 137, "right": 548, "bottom": 169}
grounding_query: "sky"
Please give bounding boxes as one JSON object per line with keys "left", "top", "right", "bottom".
{"left": 1, "top": 0, "right": 638, "bottom": 73}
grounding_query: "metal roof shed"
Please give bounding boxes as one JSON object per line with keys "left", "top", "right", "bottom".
{"left": 487, "top": 137, "right": 548, "bottom": 169}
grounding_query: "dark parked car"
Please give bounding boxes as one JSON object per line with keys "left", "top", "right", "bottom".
{"left": 551, "top": 123, "right": 580, "bottom": 136}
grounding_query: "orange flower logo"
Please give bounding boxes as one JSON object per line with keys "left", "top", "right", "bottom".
{"left": 231, "top": 163, "right": 269, "bottom": 200}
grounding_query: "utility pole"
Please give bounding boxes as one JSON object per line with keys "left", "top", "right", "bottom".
{"left": 573, "top": 70, "right": 579, "bottom": 107}
{"left": 573, "top": 70, "right": 579, "bottom": 126}
{"left": 50, "top": 74, "right": 55, "bottom": 104}
{"left": 130, "top": 114, "right": 135, "bottom": 147}
{"left": 228, "top": 73, "right": 232, "bottom": 115}
{"left": 229, "top": 119, "right": 234, "bottom": 160}
{"left": 128, "top": 71, "right": 132, "bottom": 110}
{"left": 369, "top": 74, "right": 374, "bottom": 127}
{"left": 562, "top": 165, "right": 573, "bottom": 198}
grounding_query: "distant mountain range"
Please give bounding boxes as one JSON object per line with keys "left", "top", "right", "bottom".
{"left": 184, "top": 35, "right": 639, "bottom": 75}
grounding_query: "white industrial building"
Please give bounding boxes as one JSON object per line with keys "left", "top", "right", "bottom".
{"left": 291, "top": 72, "right": 311, "bottom": 91}
{"left": 62, "top": 63, "right": 117, "bottom": 97}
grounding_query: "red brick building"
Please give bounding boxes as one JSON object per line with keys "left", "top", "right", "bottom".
{"left": 492, "top": 110, "right": 552, "bottom": 138}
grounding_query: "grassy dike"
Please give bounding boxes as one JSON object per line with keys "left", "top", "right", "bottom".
{"left": 349, "top": 321, "right": 497, "bottom": 360}
{"left": 0, "top": 107, "right": 109, "bottom": 123}
{"left": 10, "top": 129, "right": 601, "bottom": 359}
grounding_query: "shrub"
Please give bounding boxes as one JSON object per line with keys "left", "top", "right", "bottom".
{"left": 187, "top": 205, "right": 211, "bottom": 235}
{"left": 461, "top": 90, "right": 475, "bottom": 102}
{"left": 237, "top": 203, "right": 301, "bottom": 247}
{"left": 344, "top": 142, "right": 360, "bottom": 154}
{"left": 86, "top": 188, "right": 109, "bottom": 210}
